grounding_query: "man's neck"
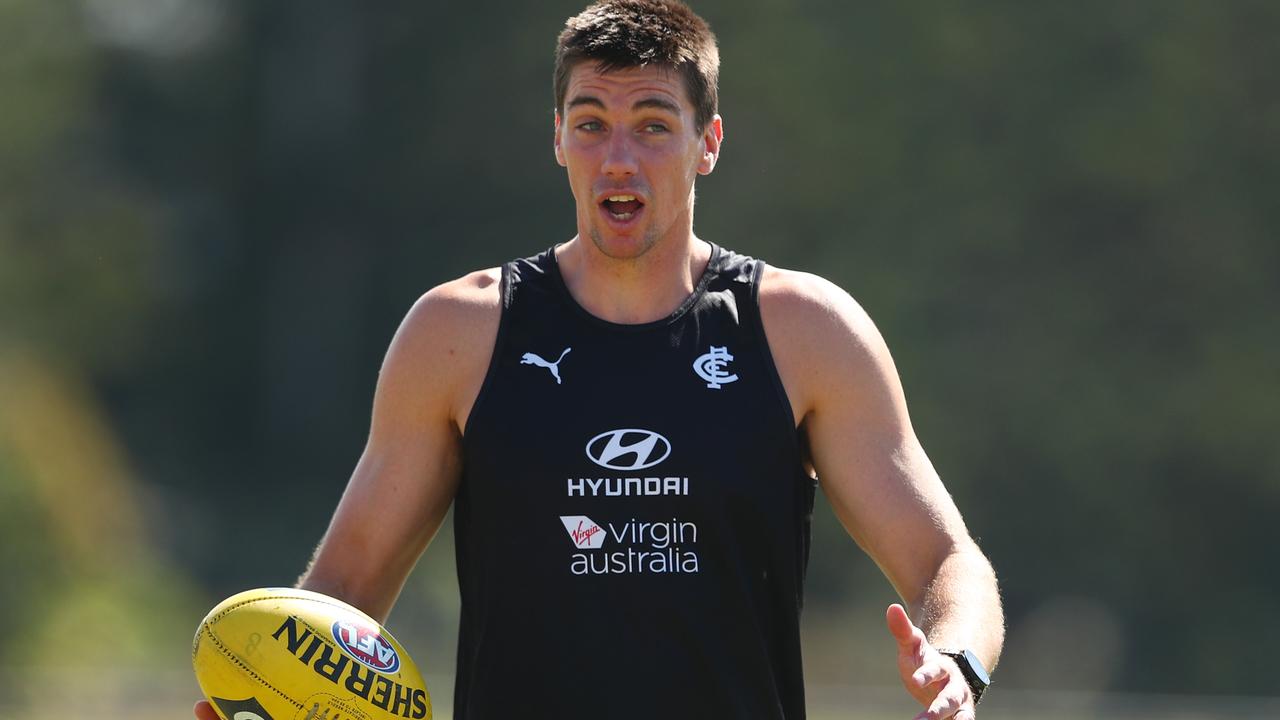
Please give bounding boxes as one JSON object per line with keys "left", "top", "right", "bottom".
{"left": 555, "top": 233, "right": 713, "bottom": 325}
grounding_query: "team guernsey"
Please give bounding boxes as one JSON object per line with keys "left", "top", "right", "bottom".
{"left": 455, "top": 244, "right": 816, "bottom": 719}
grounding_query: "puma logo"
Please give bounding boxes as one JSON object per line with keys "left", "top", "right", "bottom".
{"left": 520, "top": 347, "right": 571, "bottom": 385}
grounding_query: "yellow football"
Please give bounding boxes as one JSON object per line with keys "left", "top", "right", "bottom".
{"left": 192, "top": 587, "right": 431, "bottom": 720}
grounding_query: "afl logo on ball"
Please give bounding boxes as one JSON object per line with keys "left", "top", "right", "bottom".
{"left": 331, "top": 621, "right": 401, "bottom": 674}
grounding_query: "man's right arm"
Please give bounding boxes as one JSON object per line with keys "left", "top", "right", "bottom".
{"left": 297, "top": 268, "right": 502, "bottom": 622}
{"left": 195, "top": 269, "right": 500, "bottom": 720}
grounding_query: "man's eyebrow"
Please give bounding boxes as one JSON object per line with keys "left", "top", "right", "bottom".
{"left": 565, "top": 95, "right": 681, "bottom": 114}
{"left": 566, "top": 95, "right": 606, "bottom": 110}
{"left": 632, "top": 97, "right": 681, "bottom": 114}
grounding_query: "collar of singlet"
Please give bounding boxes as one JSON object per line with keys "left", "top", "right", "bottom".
{"left": 543, "top": 241, "right": 723, "bottom": 332}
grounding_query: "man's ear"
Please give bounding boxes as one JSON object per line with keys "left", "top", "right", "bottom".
{"left": 697, "top": 114, "right": 724, "bottom": 175}
{"left": 554, "top": 110, "right": 566, "bottom": 167}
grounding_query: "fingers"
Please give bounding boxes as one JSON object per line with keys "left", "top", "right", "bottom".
{"left": 911, "top": 673, "right": 973, "bottom": 720}
{"left": 886, "top": 603, "right": 928, "bottom": 655}
{"left": 885, "top": 603, "right": 915, "bottom": 645}
{"left": 887, "top": 603, "right": 974, "bottom": 719}
{"left": 194, "top": 700, "right": 221, "bottom": 720}
{"left": 910, "top": 659, "right": 949, "bottom": 689}
{"left": 886, "top": 603, "right": 930, "bottom": 672}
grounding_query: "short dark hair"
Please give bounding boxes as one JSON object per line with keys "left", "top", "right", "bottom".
{"left": 554, "top": 0, "right": 720, "bottom": 133}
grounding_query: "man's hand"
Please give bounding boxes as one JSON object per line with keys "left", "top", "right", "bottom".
{"left": 193, "top": 700, "right": 219, "bottom": 720}
{"left": 886, "top": 604, "right": 976, "bottom": 720}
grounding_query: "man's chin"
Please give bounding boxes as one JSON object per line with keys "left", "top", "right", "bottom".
{"left": 587, "top": 225, "right": 660, "bottom": 260}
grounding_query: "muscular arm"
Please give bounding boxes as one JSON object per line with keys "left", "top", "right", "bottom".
{"left": 760, "top": 268, "right": 1003, "bottom": 668}
{"left": 297, "top": 269, "right": 501, "bottom": 623}
{"left": 193, "top": 271, "right": 499, "bottom": 720}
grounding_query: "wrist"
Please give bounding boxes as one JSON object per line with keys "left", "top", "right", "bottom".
{"left": 935, "top": 648, "right": 991, "bottom": 704}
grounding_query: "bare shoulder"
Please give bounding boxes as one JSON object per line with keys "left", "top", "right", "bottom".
{"left": 758, "top": 265, "right": 878, "bottom": 336}
{"left": 397, "top": 267, "right": 501, "bottom": 347}
{"left": 380, "top": 268, "right": 502, "bottom": 429}
{"left": 413, "top": 267, "right": 502, "bottom": 320}
{"left": 757, "top": 265, "right": 894, "bottom": 423}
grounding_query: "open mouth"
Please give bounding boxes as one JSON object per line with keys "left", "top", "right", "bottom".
{"left": 600, "top": 194, "right": 645, "bottom": 221}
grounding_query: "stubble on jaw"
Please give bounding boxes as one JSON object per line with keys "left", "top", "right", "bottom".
{"left": 587, "top": 223, "right": 662, "bottom": 260}
{"left": 588, "top": 185, "right": 696, "bottom": 261}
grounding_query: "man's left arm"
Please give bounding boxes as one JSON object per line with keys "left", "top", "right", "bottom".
{"left": 760, "top": 269, "right": 1003, "bottom": 720}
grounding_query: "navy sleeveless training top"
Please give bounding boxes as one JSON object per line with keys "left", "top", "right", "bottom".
{"left": 454, "top": 243, "right": 815, "bottom": 719}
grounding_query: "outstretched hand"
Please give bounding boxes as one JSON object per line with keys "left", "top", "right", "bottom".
{"left": 886, "top": 604, "right": 976, "bottom": 720}
{"left": 193, "top": 700, "right": 219, "bottom": 720}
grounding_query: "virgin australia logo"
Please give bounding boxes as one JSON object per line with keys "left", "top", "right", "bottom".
{"left": 585, "top": 429, "right": 671, "bottom": 471}
{"left": 693, "top": 345, "right": 739, "bottom": 389}
{"left": 560, "top": 515, "right": 606, "bottom": 549}
{"left": 520, "top": 347, "right": 571, "bottom": 385}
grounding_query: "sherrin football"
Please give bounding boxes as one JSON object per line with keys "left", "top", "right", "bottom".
{"left": 193, "top": 587, "right": 431, "bottom": 720}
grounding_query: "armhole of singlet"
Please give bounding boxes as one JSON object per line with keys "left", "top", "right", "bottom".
{"left": 749, "top": 259, "right": 804, "bottom": 451}
{"left": 460, "top": 261, "right": 513, "bottom": 445}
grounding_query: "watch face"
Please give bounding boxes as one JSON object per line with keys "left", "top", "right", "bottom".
{"left": 960, "top": 649, "right": 992, "bottom": 686}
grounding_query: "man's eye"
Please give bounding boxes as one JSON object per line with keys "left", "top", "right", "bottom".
{"left": 643, "top": 123, "right": 669, "bottom": 134}
{"left": 577, "top": 121, "right": 602, "bottom": 132}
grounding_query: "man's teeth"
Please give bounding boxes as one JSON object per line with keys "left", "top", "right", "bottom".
{"left": 604, "top": 195, "right": 639, "bottom": 220}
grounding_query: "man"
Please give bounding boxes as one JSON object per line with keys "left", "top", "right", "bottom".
{"left": 196, "top": 1, "right": 1002, "bottom": 718}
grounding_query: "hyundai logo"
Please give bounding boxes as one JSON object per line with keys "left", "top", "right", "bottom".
{"left": 585, "top": 429, "right": 672, "bottom": 471}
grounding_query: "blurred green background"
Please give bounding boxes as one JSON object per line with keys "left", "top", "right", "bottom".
{"left": 1, "top": 0, "right": 1278, "bottom": 718}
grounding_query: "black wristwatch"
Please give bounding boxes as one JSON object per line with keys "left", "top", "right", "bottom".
{"left": 936, "top": 648, "right": 991, "bottom": 704}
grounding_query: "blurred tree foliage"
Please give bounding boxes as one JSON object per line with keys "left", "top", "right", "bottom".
{"left": 0, "top": 0, "right": 199, "bottom": 688}
{"left": 1, "top": 0, "right": 1276, "bottom": 699}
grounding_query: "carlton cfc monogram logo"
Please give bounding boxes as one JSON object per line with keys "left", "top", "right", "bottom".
{"left": 693, "top": 345, "right": 739, "bottom": 389}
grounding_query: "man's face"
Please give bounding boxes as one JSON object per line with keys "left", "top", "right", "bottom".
{"left": 555, "top": 63, "right": 722, "bottom": 260}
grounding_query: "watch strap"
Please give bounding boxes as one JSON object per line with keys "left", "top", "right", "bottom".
{"left": 936, "top": 648, "right": 990, "bottom": 704}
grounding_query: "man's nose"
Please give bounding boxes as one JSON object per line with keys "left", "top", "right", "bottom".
{"left": 601, "top": 132, "right": 638, "bottom": 177}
